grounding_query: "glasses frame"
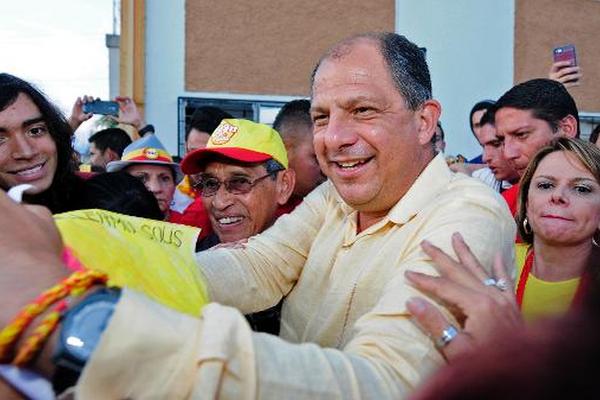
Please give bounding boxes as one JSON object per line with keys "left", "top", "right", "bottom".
{"left": 192, "top": 170, "right": 281, "bottom": 197}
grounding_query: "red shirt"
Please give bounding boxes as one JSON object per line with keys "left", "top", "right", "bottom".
{"left": 168, "top": 196, "right": 212, "bottom": 240}
{"left": 501, "top": 183, "right": 519, "bottom": 217}
{"left": 501, "top": 183, "right": 523, "bottom": 243}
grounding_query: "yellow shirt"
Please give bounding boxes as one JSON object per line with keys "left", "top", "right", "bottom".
{"left": 515, "top": 245, "right": 580, "bottom": 322}
{"left": 77, "top": 154, "right": 516, "bottom": 399}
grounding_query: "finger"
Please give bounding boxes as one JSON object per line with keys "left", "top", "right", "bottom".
{"left": 406, "top": 297, "right": 452, "bottom": 340}
{"left": 555, "top": 68, "right": 581, "bottom": 80}
{"left": 451, "top": 233, "right": 489, "bottom": 282}
{"left": 421, "top": 240, "right": 481, "bottom": 288}
{"left": 551, "top": 60, "right": 573, "bottom": 70}
{"left": 561, "top": 72, "right": 582, "bottom": 82}
{"left": 406, "top": 297, "right": 475, "bottom": 360}
{"left": 492, "top": 252, "right": 512, "bottom": 286}
{"left": 491, "top": 252, "right": 518, "bottom": 301}
{"left": 563, "top": 80, "right": 581, "bottom": 88}
{"left": 405, "top": 270, "right": 481, "bottom": 312}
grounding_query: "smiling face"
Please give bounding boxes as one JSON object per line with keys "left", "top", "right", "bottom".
{"left": 527, "top": 151, "right": 600, "bottom": 247}
{"left": 200, "top": 160, "right": 293, "bottom": 243}
{"left": 310, "top": 40, "right": 438, "bottom": 225}
{"left": 126, "top": 163, "right": 176, "bottom": 214}
{"left": 0, "top": 93, "right": 58, "bottom": 194}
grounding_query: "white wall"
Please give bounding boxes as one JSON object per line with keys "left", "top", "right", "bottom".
{"left": 145, "top": 0, "right": 296, "bottom": 155}
{"left": 396, "top": 0, "right": 515, "bottom": 159}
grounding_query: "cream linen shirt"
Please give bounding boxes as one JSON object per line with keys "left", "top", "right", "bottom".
{"left": 77, "top": 154, "right": 516, "bottom": 399}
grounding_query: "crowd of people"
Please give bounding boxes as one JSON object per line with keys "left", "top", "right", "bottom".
{"left": 0, "top": 30, "right": 598, "bottom": 399}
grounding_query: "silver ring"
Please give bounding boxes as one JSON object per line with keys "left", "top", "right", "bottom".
{"left": 482, "top": 278, "right": 497, "bottom": 287}
{"left": 495, "top": 278, "right": 508, "bottom": 292}
{"left": 436, "top": 324, "right": 459, "bottom": 348}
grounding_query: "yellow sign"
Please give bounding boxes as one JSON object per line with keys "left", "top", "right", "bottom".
{"left": 54, "top": 209, "right": 209, "bottom": 316}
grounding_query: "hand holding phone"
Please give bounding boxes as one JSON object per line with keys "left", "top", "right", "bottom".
{"left": 82, "top": 100, "right": 119, "bottom": 116}
{"left": 549, "top": 45, "right": 581, "bottom": 87}
{"left": 553, "top": 44, "right": 577, "bottom": 66}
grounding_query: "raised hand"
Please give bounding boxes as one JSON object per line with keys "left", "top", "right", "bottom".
{"left": 405, "top": 232, "right": 523, "bottom": 360}
{"left": 68, "top": 95, "right": 96, "bottom": 132}
{"left": 549, "top": 61, "right": 582, "bottom": 88}
{"left": 114, "top": 96, "right": 144, "bottom": 130}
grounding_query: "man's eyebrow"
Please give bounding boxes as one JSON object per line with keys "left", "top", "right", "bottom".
{"left": 22, "top": 116, "right": 45, "bottom": 128}
{"left": 229, "top": 171, "right": 252, "bottom": 178}
{"left": 0, "top": 116, "right": 45, "bottom": 133}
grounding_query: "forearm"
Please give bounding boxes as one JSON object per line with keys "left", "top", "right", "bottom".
{"left": 77, "top": 290, "right": 442, "bottom": 399}
{"left": 197, "top": 184, "right": 328, "bottom": 313}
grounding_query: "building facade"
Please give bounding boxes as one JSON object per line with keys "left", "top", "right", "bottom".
{"left": 121, "top": 0, "right": 600, "bottom": 158}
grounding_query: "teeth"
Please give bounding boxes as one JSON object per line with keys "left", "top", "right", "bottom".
{"left": 337, "top": 160, "right": 365, "bottom": 168}
{"left": 218, "top": 216, "right": 243, "bottom": 225}
{"left": 16, "top": 164, "right": 43, "bottom": 176}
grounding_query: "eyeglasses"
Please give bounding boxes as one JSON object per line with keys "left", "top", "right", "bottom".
{"left": 193, "top": 172, "right": 280, "bottom": 197}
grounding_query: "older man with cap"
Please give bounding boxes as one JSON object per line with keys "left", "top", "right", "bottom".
{"left": 182, "top": 119, "right": 295, "bottom": 334}
{"left": 0, "top": 32, "right": 514, "bottom": 398}
{"left": 183, "top": 119, "right": 295, "bottom": 251}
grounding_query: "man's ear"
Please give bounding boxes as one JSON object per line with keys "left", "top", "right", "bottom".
{"left": 417, "top": 99, "right": 442, "bottom": 146}
{"left": 104, "top": 148, "right": 120, "bottom": 162}
{"left": 276, "top": 169, "right": 296, "bottom": 206}
{"left": 558, "top": 114, "right": 578, "bottom": 138}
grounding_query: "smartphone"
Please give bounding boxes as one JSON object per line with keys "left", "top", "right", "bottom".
{"left": 553, "top": 44, "right": 577, "bottom": 67}
{"left": 82, "top": 100, "right": 119, "bottom": 116}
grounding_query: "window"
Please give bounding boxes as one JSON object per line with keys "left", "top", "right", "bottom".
{"left": 177, "top": 97, "right": 287, "bottom": 156}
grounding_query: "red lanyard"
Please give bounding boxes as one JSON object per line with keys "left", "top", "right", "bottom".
{"left": 515, "top": 248, "right": 588, "bottom": 309}
{"left": 515, "top": 250, "right": 534, "bottom": 308}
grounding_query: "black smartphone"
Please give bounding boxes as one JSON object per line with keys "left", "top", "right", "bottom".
{"left": 83, "top": 100, "right": 119, "bottom": 116}
{"left": 553, "top": 44, "right": 577, "bottom": 67}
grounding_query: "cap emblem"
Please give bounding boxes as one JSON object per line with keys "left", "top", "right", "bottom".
{"left": 211, "top": 122, "right": 238, "bottom": 145}
{"left": 144, "top": 148, "right": 159, "bottom": 159}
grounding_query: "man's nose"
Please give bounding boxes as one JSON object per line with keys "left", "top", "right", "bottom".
{"left": 482, "top": 148, "right": 492, "bottom": 165}
{"left": 12, "top": 134, "right": 36, "bottom": 159}
{"left": 211, "top": 183, "right": 235, "bottom": 210}
{"left": 322, "top": 115, "right": 359, "bottom": 151}
{"left": 502, "top": 139, "right": 520, "bottom": 161}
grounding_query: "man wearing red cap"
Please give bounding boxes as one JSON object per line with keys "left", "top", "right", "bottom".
{"left": 183, "top": 119, "right": 295, "bottom": 334}
{"left": 183, "top": 118, "right": 295, "bottom": 250}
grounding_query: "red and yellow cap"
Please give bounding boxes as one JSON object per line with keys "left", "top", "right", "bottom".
{"left": 181, "top": 119, "right": 288, "bottom": 175}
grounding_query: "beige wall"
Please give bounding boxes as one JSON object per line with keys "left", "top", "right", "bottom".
{"left": 185, "top": 0, "right": 395, "bottom": 97}
{"left": 514, "top": 0, "right": 600, "bottom": 112}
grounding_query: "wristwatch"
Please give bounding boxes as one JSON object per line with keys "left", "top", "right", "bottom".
{"left": 138, "top": 124, "right": 155, "bottom": 136}
{"left": 52, "top": 287, "right": 121, "bottom": 392}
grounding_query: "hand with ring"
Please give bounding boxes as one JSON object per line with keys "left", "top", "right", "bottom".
{"left": 405, "top": 232, "right": 524, "bottom": 360}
